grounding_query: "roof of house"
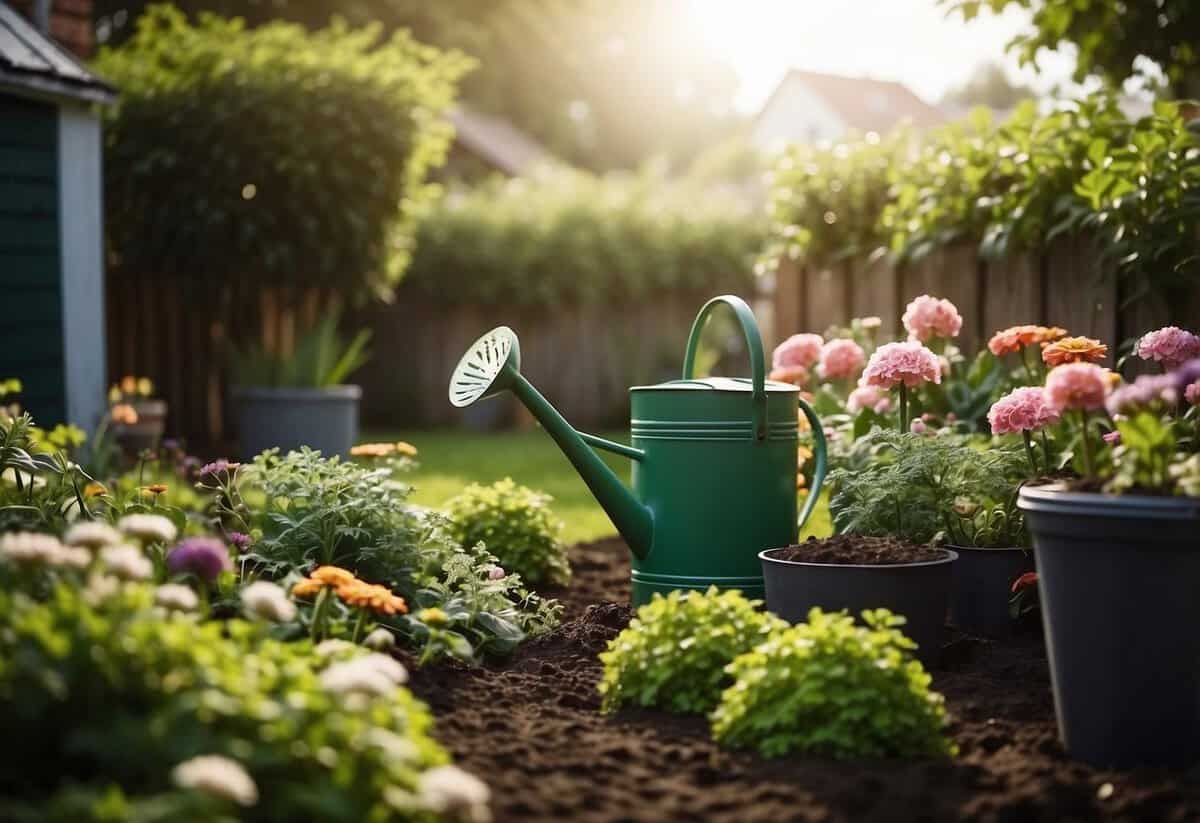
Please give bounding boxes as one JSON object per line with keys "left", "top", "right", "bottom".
{"left": 448, "top": 105, "right": 553, "bottom": 175}
{"left": 756, "top": 69, "right": 944, "bottom": 134}
{"left": 0, "top": 3, "right": 115, "bottom": 104}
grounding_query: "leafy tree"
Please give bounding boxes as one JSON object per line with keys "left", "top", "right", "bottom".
{"left": 946, "top": 0, "right": 1200, "bottom": 97}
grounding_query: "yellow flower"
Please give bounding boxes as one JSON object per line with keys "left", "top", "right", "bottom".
{"left": 291, "top": 578, "right": 324, "bottom": 598}
{"left": 137, "top": 377, "right": 153, "bottom": 396}
{"left": 1042, "top": 336, "right": 1108, "bottom": 367}
{"left": 418, "top": 607, "right": 449, "bottom": 627}
{"left": 311, "top": 566, "right": 356, "bottom": 587}
{"left": 139, "top": 483, "right": 169, "bottom": 496}
{"left": 337, "top": 581, "right": 408, "bottom": 616}
{"left": 350, "top": 442, "right": 396, "bottom": 458}
{"left": 394, "top": 441, "right": 418, "bottom": 457}
{"left": 84, "top": 482, "right": 107, "bottom": 498}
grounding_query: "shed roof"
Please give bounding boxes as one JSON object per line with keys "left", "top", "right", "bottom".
{"left": 755, "top": 69, "right": 944, "bottom": 135}
{"left": 0, "top": 3, "right": 115, "bottom": 104}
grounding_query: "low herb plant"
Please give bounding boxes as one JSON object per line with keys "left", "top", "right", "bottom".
{"left": 444, "top": 478, "right": 570, "bottom": 586}
{"left": 598, "top": 587, "right": 785, "bottom": 715}
{"left": 229, "top": 313, "right": 372, "bottom": 389}
{"left": 710, "top": 608, "right": 955, "bottom": 759}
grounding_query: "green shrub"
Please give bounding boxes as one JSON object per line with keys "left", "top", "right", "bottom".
{"left": 711, "top": 608, "right": 954, "bottom": 759}
{"left": 402, "top": 168, "right": 764, "bottom": 306}
{"left": 598, "top": 587, "right": 784, "bottom": 715}
{"left": 0, "top": 582, "right": 456, "bottom": 821}
{"left": 444, "top": 478, "right": 569, "bottom": 586}
{"left": 95, "top": 5, "right": 472, "bottom": 301}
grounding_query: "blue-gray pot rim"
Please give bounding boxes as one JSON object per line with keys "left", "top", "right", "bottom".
{"left": 759, "top": 546, "right": 958, "bottom": 570}
{"left": 233, "top": 385, "right": 362, "bottom": 401}
{"left": 1018, "top": 482, "right": 1200, "bottom": 520}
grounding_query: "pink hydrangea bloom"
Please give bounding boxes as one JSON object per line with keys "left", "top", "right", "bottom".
{"left": 909, "top": 418, "right": 927, "bottom": 434}
{"left": 817, "top": 338, "right": 866, "bottom": 380}
{"left": 902, "top": 295, "right": 963, "bottom": 342}
{"left": 1043, "top": 363, "right": 1110, "bottom": 412}
{"left": 987, "top": 387, "right": 1061, "bottom": 435}
{"left": 862, "top": 341, "right": 942, "bottom": 389}
{"left": 1137, "top": 326, "right": 1200, "bottom": 369}
{"left": 772, "top": 334, "right": 824, "bottom": 369}
{"left": 846, "top": 383, "right": 892, "bottom": 415}
{"left": 1187, "top": 380, "right": 1200, "bottom": 406}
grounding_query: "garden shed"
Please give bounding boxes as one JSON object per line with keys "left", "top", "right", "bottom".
{"left": 0, "top": 1, "right": 114, "bottom": 429}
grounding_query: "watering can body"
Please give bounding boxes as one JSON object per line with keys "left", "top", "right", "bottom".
{"left": 448, "top": 294, "right": 826, "bottom": 606}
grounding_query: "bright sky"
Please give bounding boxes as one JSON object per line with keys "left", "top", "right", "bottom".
{"left": 686, "top": 0, "right": 1077, "bottom": 110}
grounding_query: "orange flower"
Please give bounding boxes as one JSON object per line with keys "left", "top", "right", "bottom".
{"left": 769, "top": 364, "right": 809, "bottom": 387}
{"left": 84, "top": 482, "right": 107, "bottom": 498}
{"left": 1033, "top": 326, "right": 1068, "bottom": 345}
{"left": 140, "top": 483, "right": 169, "bottom": 496}
{"left": 110, "top": 403, "right": 139, "bottom": 425}
{"left": 292, "top": 578, "right": 325, "bottom": 598}
{"left": 350, "top": 442, "right": 396, "bottom": 458}
{"left": 310, "top": 566, "right": 356, "bottom": 587}
{"left": 987, "top": 325, "right": 1039, "bottom": 356}
{"left": 1042, "top": 336, "right": 1108, "bottom": 367}
{"left": 120, "top": 375, "right": 138, "bottom": 395}
{"left": 394, "top": 441, "right": 418, "bottom": 457}
{"left": 337, "top": 581, "right": 408, "bottom": 615}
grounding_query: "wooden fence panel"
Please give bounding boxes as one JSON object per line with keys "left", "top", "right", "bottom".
{"left": 981, "top": 254, "right": 1042, "bottom": 343}
{"left": 1044, "top": 235, "right": 1118, "bottom": 344}
{"left": 849, "top": 254, "right": 900, "bottom": 337}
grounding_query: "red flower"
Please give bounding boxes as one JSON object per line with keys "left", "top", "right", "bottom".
{"left": 1011, "top": 572, "right": 1039, "bottom": 594}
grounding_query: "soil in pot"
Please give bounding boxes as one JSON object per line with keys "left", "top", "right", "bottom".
{"left": 760, "top": 535, "right": 955, "bottom": 668}
{"left": 407, "top": 538, "right": 1199, "bottom": 823}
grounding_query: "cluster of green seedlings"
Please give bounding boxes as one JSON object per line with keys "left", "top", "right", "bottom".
{"left": 599, "top": 588, "right": 954, "bottom": 759}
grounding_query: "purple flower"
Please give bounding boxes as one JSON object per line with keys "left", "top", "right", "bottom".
{"left": 1173, "top": 357, "right": 1200, "bottom": 390}
{"left": 228, "top": 532, "right": 252, "bottom": 551}
{"left": 199, "top": 459, "right": 241, "bottom": 479}
{"left": 167, "top": 537, "right": 233, "bottom": 582}
{"left": 1106, "top": 374, "right": 1179, "bottom": 415}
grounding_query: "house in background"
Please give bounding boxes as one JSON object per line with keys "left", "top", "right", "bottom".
{"left": 750, "top": 69, "right": 945, "bottom": 150}
{"left": 0, "top": 0, "right": 114, "bottom": 430}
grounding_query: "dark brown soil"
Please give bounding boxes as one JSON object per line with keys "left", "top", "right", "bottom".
{"left": 769, "top": 534, "right": 947, "bottom": 566}
{"left": 407, "top": 537, "right": 1200, "bottom": 822}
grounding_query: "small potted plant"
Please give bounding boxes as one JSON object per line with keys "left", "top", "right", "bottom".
{"left": 108, "top": 375, "right": 166, "bottom": 453}
{"left": 1019, "top": 325, "right": 1200, "bottom": 768}
{"left": 230, "top": 313, "right": 371, "bottom": 460}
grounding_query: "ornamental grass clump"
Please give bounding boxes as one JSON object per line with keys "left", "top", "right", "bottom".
{"left": 445, "top": 478, "right": 570, "bottom": 586}
{"left": 711, "top": 608, "right": 954, "bottom": 760}
{"left": 598, "top": 587, "right": 785, "bottom": 715}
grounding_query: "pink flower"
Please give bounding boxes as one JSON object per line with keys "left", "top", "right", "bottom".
{"left": 909, "top": 418, "right": 927, "bottom": 434}
{"left": 862, "top": 341, "right": 942, "bottom": 389}
{"left": 987, "top": 387, "right": 1061, "bottom": 435}
{"left": 1136, "top": 326, "right": 1200, "bottom": 369}
{"left": 772, "top": 334, "right": 823, "bottom": 369}
{"left": 846, "top": 383, "right": 892, "bottom": 415}
{"left": 817, "top": 339, "right": 865, "bottom": 380}
{"left": 1186, "top": 381, "right": 1200, "bottom": 406}
{"left": 902, "top": 295, "right": 963, "bottom": 342}
{"left": 1103, "top": 431, "right": 1121, "bottom": 445}
{"left": 1043, "top": 363, "right": 1110, "bottom": 412}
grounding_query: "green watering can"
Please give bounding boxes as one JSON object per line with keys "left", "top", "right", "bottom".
{"left": 449, "top": 295, "right": 827, "bottom": 605}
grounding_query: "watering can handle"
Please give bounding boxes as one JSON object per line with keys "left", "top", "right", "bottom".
{"left": 682, "top": 295, "right": 768, "bottom": 440}
{"left": 797, "top": 396, "right": 828, "bottom": 534}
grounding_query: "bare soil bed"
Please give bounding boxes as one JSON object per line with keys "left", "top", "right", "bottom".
{"left": 406, "top": 538, "right": 1199, "bottom": 822}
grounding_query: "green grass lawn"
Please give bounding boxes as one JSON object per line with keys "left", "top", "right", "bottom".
{"left": 376, "top": 429, "right": 831, "bottom": 545}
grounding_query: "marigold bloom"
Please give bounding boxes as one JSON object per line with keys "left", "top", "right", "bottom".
{"left": 394, "top": 441, "right": 418, "bottom": 457}
{"left": 817, "top": 338, "right": 866, "bottom": 380}
{"left": 337, "top": 581, "right": 408, "bottom": 615}
{"left": 311, "top": 566, "right": 356, "bottom": 587}
{"left": 1042, "top": 336, "right": 1107, "bottom": 367}
{"left": 902, "top": 295, "right": 962, "bottom": 342}
{"left": 862, "top": 341, "right": 942, "bottom": 389}
{"left": 772, "top": 333, "right": 824, "bottom": 369}
{"left": 1044, "top": 363, "right": 1110, "bottom": 412}
{"left": 350, "top": 442, "right": 396, "bottom": 458}
{"left": 292, "top": 578, "right": 325, "bottom": 598}
{"left": 987, "top": 387, "right": 1060, "bottom": 435}
{"left": 1137, "top": 326, "right": 1200, "bottom": 369}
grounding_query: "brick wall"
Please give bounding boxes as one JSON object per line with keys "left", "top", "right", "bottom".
{"left": 10, "top": 0, "right": 94, "bottom": 59}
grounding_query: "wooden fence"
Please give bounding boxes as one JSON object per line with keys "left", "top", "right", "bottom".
{"left": 770, "top": 236, "right": 1200, "bottom": 354}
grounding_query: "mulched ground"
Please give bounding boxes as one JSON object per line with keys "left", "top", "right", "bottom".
{"left": 407, "top": 538, "right": 1200, "bottom": 822}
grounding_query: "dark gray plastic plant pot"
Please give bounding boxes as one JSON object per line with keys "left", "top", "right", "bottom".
{"left": 948, "top": 545, "right": 1033, "bottom": 638}
{"left": 235, "top": 385, "right": 361, "bottom": 460}
{"left": 758, "top": 548, "right": 957, "bottom": 669}
{"left": 1019, "top": 484, "right": 1200, "bottom": 769}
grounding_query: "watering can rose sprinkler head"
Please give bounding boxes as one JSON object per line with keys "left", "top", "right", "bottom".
{"left": 449, "top": 326, "right": 656, "bottom": 560}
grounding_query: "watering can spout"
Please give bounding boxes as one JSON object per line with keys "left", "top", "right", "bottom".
{"left": 449, "top": 327, "right": 654, "bottom": 560}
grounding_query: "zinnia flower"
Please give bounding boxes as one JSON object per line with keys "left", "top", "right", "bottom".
{"left": 988, "top": 325, "right": 1067, "bottom": 356}
{"left": 902, "top": 295, "right": 962, "bottom": 342}
{"left": 846, "top": 382, "right": 892, "bottom": 415}
{"left": 64, "top": 521, "right": 121, "bottom": 550}
{"left": 862, "top": 341, "right": 942, "bottom": 389}
{"left": 241, "top": 580, "right": 297, "bottom": 622}
{"left": 987, "top": 387, "right": 1061, "bottom": 435}
{"left": 337, "top": 581, "right": 408, "bottom": 616}
{"left": 1043, "top": 363, "right": 1110, "bottom": 412}
{"left": 1042, "top": 336, "right": 1107, "bottom": 367}
{"left": 418, "top": 765, "right": 492, "bottom": 823}
{"left": 166, "top": 537, "right": 232, "bottom": 582}
{"left": 1137, "top": 326, "right": 1200, "bottom": 369}
{"left": 172, "top": 755, "right": 259, "bottom": 807}
{"left": 772, "top": 333, "right": 824, "bottom": 369}
{"left": 118, "top": 514, "right": 178, "bottom": 544}
{"left": 817, "top": 338, "right": 866, "bottom": 380}
{"left": 1106, "top": 373, "right": 1180, "bottom": 415}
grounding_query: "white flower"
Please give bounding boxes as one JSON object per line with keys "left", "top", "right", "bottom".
{"left": 118, "top": 514, "right": 178, "bottom": 544}
{"left": 0, "top": 532, "right": 64, "bottom": 566}
{"left": 364, "top": 627, "right": 396, "bottom": 651}
{"left": 418, "top": 765, "right": 492, "bottom": 823}
{"left": 172, "top": 754, "right": 259, "bottom": 807}
{"left": 100, "top": 544, "right": 153, "bottom": 581}
{"left": 52, "top": 544, "right": 92, "bottom": 569}
{"left": 363, "top": 727, "right": 418, "bottom": 761}
{"left": 83, "top": 573, "right": 121, "bottom": 605}
{"left": 155, "top": 583, "right": 199, "bottom": 612}
{"left": 314, "top": 639, "right": 356, "bottom": 658}
{"left": 241, "top": 581, "right": 297, "bottom": 623}
{"left": 319, "top": 653, "right": 408, "bottom": 697}
{"left": 64, "top": 521, "right": 121, "bottom": 550}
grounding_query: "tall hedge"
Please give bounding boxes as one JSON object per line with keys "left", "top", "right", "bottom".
{"left": 402, "top": 169, "right": 764, "bottom": 306}
{"left": 95, "top": 5, "right": 473, "bottom": 301}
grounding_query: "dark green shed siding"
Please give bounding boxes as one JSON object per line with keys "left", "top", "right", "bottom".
{"left": 0, "top": 94, "right": 65, "bottom": 424}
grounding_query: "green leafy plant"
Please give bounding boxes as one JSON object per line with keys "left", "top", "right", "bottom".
{"left": 0, "top": 411, "right": 97, "bottom": 533}
{"left": 598, "top": 587, "right": 785, "bottom": 715}
{"left": 444, "top": 478, "right": 569, "bottom": 586}
{"left": 829, "top": 429, "right": 1029, "bottom": 547}
{"left": 229, "top": 314, "right": 371, "bottom": 388}
{"left": 710, "top": 608, "right": 954, "bottom": 759}
{"left": 95, "top": 6, "right": 472, "bottom": 301}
